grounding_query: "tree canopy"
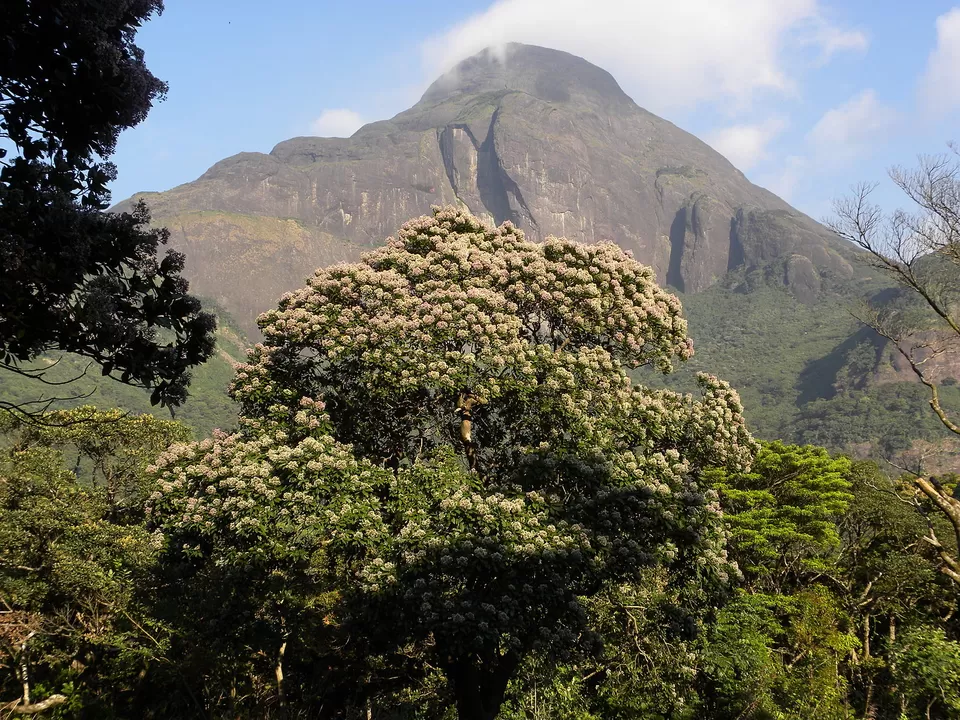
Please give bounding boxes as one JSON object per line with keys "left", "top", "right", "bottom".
{"left": 0, "top": 407, "right": 190, "bottom": 715}
{"left": 147, "top": 207, "right": 757, "bottom": 719}
{"left": 0, "top": 209, "right": 957, "bottom": 719}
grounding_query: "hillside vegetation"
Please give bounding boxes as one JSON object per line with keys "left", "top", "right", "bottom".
{"left": 3, "top": 208, "right": 957, "bottom": 720}
{"left": 647, "top": 269, "right": 960, "bottom": 470}
{"left": 0, "top": 302, "right": 243, "bottom": 436}
{"left": 5, "top": 268, "right": 959, "bottom": 471}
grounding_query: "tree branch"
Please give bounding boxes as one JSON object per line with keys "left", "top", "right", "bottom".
{"left": 2, "top": 694, "right": 68, "bottom": 715}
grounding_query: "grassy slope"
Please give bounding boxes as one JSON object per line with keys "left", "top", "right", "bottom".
{"left": 0, "top": 305, "right": 245, "bottom": 437}
{"left": 645, "top": 269, "right": 960, "bottom": 469}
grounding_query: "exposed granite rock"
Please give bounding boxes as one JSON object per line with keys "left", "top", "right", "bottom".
{"left": 784, "top": 255, "right": 821, "bottom": 305}
{"left": 115, "top": 43, "right": 857, "bottom": 334}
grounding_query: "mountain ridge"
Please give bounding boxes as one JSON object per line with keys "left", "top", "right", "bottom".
{"left": 106, "top": 43, "right": 960, "bottom": 467}
{"left": 115, "top": 43, "right": 857, "bottom": 336}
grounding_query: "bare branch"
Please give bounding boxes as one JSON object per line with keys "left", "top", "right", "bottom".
{"left": 0, "top": 359, "right": 92, "bottom": 387}
{"left": 832, "top": 143, "right": 960, "bottom": 586}
{"left": 0, "top": 392, "right": 105, "bottom": 428}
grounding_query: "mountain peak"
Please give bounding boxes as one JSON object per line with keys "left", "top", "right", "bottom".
{"left": 117, "top": 42, "right": 855, "bottom": 336}
{"left": 419, "top": 43, "right": 634, "bottom": 110}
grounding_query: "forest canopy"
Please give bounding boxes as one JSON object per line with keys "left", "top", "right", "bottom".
{"left": 1, "top": 5, "right": 958, "bottom": 717}
{"left": 2, "top": 209, "right": 958, "bottom": 719}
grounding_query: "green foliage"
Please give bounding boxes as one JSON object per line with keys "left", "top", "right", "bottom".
{"left": 0, "top": 407, "right": 190, "bottom": 715}
{"left": 705, "top": 442, "right": 853, "bottom": 581}
{"left": 696, "top": 444, "right": 860, "bottom": 720}
{"left": 648, "top": 281, "right": 960, "bottom": 469}
{"left": 890, "top": 626, "right": 960, "bottom": 718}
{"left": 837, "top": 462, "right": 956, "bottom": 621}
{"left": 702, "top": 589, "right": 858, "bottom": 720}
{"left": 577, "top": 576, "right": 706, "bottom": 720}
{"left": 0, "top": 303, "right": 245, "bottom": 436}
{"left": 656, "top": 283, "right": 867, "bottom": 440}
{"left": 0, "top": 447, "right": 155, "bottom": 615}
{"left": 10, "top": 406, "right": 190, "bottom": 521}
{"left": 792, "top": 382, "right": 960, "bottom": 458}
{"left": 464, "top": 451, "right": 958, "bottom": 720}
{"left": 0, "top": 213, "right": 954, "bottom": 718}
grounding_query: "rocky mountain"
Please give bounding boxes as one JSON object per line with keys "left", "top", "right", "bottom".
{"left": 116, "top": 43, "right": 856, "bottom": 335}
{"left": 110, "top": 43, "right": 960, "bottom": 469}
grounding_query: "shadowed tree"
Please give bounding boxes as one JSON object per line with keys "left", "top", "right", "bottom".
{"left": 0, "top": 408, "right": 191, "bottom": 715}
{"left": 0, "top": 0, "right": 215, "bottom": 419}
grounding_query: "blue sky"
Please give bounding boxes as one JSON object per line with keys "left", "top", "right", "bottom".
{"left": 111, "top": 1, "right": 960, "bottom": 222}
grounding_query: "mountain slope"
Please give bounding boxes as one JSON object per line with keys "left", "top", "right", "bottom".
{"left": 116, "top": 43, "right": 856, "bottom": 335}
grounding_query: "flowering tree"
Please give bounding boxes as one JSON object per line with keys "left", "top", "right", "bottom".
{"left": 148, "top": 207, "right": 756, "bottom": 719}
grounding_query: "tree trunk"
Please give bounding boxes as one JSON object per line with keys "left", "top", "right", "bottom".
{"left": 863, "top": 682, "right": 876, "bottom": 720}
{"left": 446, "top": 653, "right": 519, "bottom": 720}
{"left": 862, "top": 615, "right": 877, "bottom": 719}
{"left": 3, "top": 694, "right": 68, "bottom": 715}
{"left": 888, "top": 615, "right": 907, "bottom": 717}
{"left": 863, "top": 615, "right": 871, "bottom": 659}
{"left": 457, "top": 393, "right": 479, "bottom": 472}
{"left": 0, "top": 631, "right": 68, "bottom": 716}
{"left": 275, "top": 638, "right": 287, "bottom": 710}
{"left": 915, "top": 478, "right": 960, "bottom": 584}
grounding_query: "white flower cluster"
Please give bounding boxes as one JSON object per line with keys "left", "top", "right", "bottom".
{"left": 233, "top": 207, "right": 693, "bottom": 416}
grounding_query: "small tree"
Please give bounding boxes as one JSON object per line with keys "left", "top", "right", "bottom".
{"left": 890, "top": 626, "right": 960, "bottom": 719}
{"left": 0, "top": 0, "right": 216, "bottom": 417}
{"left": 697, "top": 444, "right": 857, "bottom": 720}
{"left": 8, "top": 406, "right": 190, "bottom": 521}
{"left": 831, "top": 147, "right": 960, "bottom": 585}
{"left": 149, "top": 207, "right": 756, "bottom": 719}
{"left": 0, "top": 408, "right": 189, "bottom": 715}
{"left": 705, "top": 442, "right": 853, "bottom": 588}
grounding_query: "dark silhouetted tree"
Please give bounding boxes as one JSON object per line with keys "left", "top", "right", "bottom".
{"left": 0, "top": 0, "right": 215, "bottom": 418}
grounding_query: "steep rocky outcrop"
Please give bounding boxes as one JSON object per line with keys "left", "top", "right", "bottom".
{"left": 116, "top": 43, "right": 855, "bottom": 334}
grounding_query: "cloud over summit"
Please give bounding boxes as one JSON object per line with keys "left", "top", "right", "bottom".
{"left": 420, "top": 0, "right": 867, "bottom": 114}
{"left": 310, "top": 109, "right": 364, "bottom": 138}
{"left": 920, "top": 7, "right": 960, "bottom": 117}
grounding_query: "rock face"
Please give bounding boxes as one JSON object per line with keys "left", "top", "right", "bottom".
{"left": 116, "top": 43, "right": 855, "bottom": 333}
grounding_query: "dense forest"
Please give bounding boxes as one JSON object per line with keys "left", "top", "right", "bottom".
{"left": 2, "top": 207, "right": 959, "bottom": 719}
{"left": 2, "top": 2, "right": 960, "bottom": 719}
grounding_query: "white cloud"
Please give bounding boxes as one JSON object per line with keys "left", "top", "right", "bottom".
{"left": 807, "top": 23, "right": 868, "bottom": 63}
{"left": 760, "top": 155, "right": 807, "bottom": 201}
{"left": 757, "top": 90, "right": 895, "bottom": 202}
{"left": 807, "top": 89, "right": 898, "bottom": 165}
{"left": 309, "top": 109, "right": 364, "bottom": 137}
{"left": 419, "top": 0, "right": 865, "bottom": 113}
{"left": 919, "top": 7, "right": 960, "bottom": 116}
{"left": 790, "top": 12, "right": 868, "bottom": 65}
{"left": 705, "top": 117, "right": 787, "bottom": 171}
